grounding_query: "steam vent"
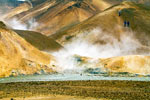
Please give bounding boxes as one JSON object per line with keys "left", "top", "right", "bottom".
{"left": 0, "top": 0, "right": 150, "bottom": 100}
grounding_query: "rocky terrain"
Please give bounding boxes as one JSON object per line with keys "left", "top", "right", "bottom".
{"left": 1, "top": 80, "right": 150, "bottom": 100}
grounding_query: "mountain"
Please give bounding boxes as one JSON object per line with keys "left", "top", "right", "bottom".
{"left": 48, "top": 1, "right": 150, "bottom": 75}
{"left": 2, "top": 2, "right": 32, "bottom": 20}
{"left": 1, "top": 0, "right": 150, "bottom": 76}
{"left": 14, "top": 30, "right": 63, "bottom": 52}
{"left": 2, "top": 0, "right": 150, "bottom": 35}
{"left": 0, "top": 0, "right": 32, "bottom": 15}
{"left": 51, "top": 1, "right": 150, "bottom": 47}
{"left": 0, "top": 21, "right": 55, "bottom": 77}
{"left": 4, "top": 0, "right": 112, "bottom": 35}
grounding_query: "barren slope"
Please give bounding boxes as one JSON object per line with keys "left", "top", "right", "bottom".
{"left": 100, "top": 55, "right": 150, "bottom": 75}
{"left": 0, "top": 22, "right": 55, "bottom": 77}
{"left": 51, "top": 2, "right": 150, "bottom": 46}
{"left": 74, "top": 55, "right": 150, "bottom": 75}
{"left": 2, "top": 3, "right": 32, "bottom": 20}
{"left": 35, "top": 0, "right": 111, "bottom": 35}
{"left": 15, "top": 30, "right": 63, "bottom": 52}
{"left": 49, "top": 2, "right": 150, "bottom": 75}
{"left": 5, "top": 0, "right": 112, "bottom": 35}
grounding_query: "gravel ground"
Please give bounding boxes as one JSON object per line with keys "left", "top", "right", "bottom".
{"left": 0, "top": 80, "right": 150, "bottom": 100}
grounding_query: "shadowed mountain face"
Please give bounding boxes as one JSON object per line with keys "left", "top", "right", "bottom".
{"left": 14, "top": 30, "right": 63, "bottom": 52}
{"left": 30, "top": 0, "right": 47, "bottom": 6}
{"left": 0, "top": 22, "right": 55, "bottom": 77}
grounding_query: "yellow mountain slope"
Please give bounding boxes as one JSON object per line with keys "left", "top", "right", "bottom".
{"left": 4, "top": 0, "right": 112, "bottom": 35}
{"left": 51, "top": 1, "right": 150, "bottom": 46}
{"left": 75, "top": 55, "right": 150, "bottom": 75}
{"left": 0, "top": 22, "right": 55, "bottom": 77}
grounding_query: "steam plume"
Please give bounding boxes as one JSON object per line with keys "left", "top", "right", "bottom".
{"left": 52, "top": 28, "right": 150, "bottom": 73}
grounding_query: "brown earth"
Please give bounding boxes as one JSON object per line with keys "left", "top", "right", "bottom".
{"left": 0, "top": 80, "right": 150, "bottom": 100}
{"left": 2, "top": 3, "right": 32, "bottom": 20}
{"left": 14, "top": 30, "right": 63, "bottom": 52}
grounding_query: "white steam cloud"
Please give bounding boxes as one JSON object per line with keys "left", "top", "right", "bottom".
{"left": 52, "top": 28, "right": 150, "bottom": 73}
{"left": 7, "top": 18, "right": 38, "bottom": 30}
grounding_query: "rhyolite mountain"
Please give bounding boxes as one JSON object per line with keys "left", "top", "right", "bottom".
{"left": 0, "top": 21, "right": 55, "bottom": 77}
{"left": 4, "top": 0, "right": 113, "bottom": 35}
{"left": 1, "top": 0, "right": 150, "bottom": 77}
{"left": 51, "top": 1, "right": 150, "bottom": 48}
{"left": 49, "top": 1, "right": 150, "bottom": 75}
{"left": 3, "top": 0, "right": 150, "bottom": 35}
